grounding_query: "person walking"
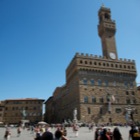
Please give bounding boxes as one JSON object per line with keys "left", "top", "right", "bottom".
{"left": 4, "top": 125, "right": 11, "bottom": 140}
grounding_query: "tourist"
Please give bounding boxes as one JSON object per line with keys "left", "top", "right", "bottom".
{"left": 107, "top": 128, "right": 113, "bottom": 140}
{"left": 129, "top": 124, "right": 138, "bottom": 140}
{"left": 41, "top": 131, "right": 53, "bottom": 140}
{"left": 17, "top": 125, "right": 22, "bottom": 137}
{"left": 94, "top": 128, "right": 101, "bottom": 140}
{"left": 131, "top": 127, "right": 140, "bottom": 140}
{"left": 4, "top": 124, "right": 11, "bottom": 140}
{"left": 34, "top": 125, "right": 41, "bottom": 140}
{"left": 98, "top": 128, "right": 111, "bottom": 140}
{"left": 73, "top": 124, "right": 79, "bottom": 137}
{"left": 112, "top": 127, "right": 123, "bottom": 140}
{"left": 54, "top": 129, "right": 68, "bottom": 140}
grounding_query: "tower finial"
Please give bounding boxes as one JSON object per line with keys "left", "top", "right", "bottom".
{"left": 101, "top": 3, "right": 104, "bottom": 7}
{"left": 100, "top": 0, "right": 104, "bottom": 7}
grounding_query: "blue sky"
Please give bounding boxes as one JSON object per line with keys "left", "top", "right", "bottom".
{"left": 0, "top": 0, "right": 140, "bottom": 101}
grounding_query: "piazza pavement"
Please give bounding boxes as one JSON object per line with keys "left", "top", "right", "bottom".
{"left": 0, "top": 126, "right": 130, "bottom": 140}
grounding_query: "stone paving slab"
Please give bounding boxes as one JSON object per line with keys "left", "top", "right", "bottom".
{"left": 0, "top": 126, "right": 130, "bottom": 140}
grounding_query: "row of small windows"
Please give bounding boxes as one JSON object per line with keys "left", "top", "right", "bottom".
{"left": 4, "top": 112, "right": 41, "bottom": 117}
{"left": 6, "top": 101, "right": 41, "bottom": 104}
{"left": 79, "top": 60, "right": 135, "bottom": 69}
{"left": 126, "top": 91, "right": 135, "bottom": 95}
{"left": 5, "top": 106, "right": 40, "bottom": 110}
{"left": 86, "top": 107, "right": 138, "bottom": 115}
{"left": 83, "top": 96, "right": 137, "bottom": 104}
{"left": 83, "top": 79, "right": 134, "bottom": 88}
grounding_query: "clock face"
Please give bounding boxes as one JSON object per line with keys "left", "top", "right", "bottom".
{"left": 109, "top": 52, "right": 116, "bottom": 59}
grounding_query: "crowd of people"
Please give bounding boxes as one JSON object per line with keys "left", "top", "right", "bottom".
{"left": 3, "top": 123, "right": 140, "bottom": 140}
{"left": 94, "top": 124, "right": 140, "bottom": 140}
{"left": 3, "top": 123, "right": 79, "bottom": 140}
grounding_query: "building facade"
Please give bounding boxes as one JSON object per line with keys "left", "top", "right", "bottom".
{"left": 3, "top": 98, "right": 44, "bottom": 124}
{"left": 44, "top": 6, "right": 140, "bottom": 124}
{"left": 0, "top": 101, "right": 4, "bottom": 123}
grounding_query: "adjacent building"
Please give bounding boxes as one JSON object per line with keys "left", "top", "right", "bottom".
{"left": 44, "top": 6, "right": 140, "bottom": 124}
{"left": 3, "top": 98, "right": 44, "bottom": 124}
{"left": 0, "top": 101, "right": 4, "bottom": 123}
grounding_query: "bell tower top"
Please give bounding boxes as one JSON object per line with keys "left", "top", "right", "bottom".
{"left": 98, "top": 6, "right": 118, "bottom": 60}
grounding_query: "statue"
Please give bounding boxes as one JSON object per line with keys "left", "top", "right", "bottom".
{"left": 21, "top": 108, "right": 27, "bottom": 120}
{"left": 73, "top": 108, "right": 77, "bottom": 123}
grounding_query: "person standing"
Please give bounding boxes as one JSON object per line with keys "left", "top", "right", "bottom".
{"left": 73, "top": 124, "right": 79, "bottom": 137}
{"left": 98, "top": 128, "right": 111, "bottom": 140}
{"left": 112, "top": 127, "right": 123, "bottom": 140}
{"left": 54, "top": 129, "right": 68, "bottom": 140}
{"left": 129, "top": 125, "right": 138, "bottom": 140}
{"left": 4, "top": 125, "right": 11, "bottom": 140}
{"left": 17, "top": 125, "right": 22, "bottom": 137}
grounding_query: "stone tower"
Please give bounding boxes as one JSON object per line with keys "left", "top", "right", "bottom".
{"left": 44, "top": 6, "right": 139, "bottom": 124}
{"left": 98, "top": 6, "right": 118, "bottom": 60}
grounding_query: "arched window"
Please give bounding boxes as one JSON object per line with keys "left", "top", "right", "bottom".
{"left": 130, "top": 82, "right": 134, "bottom": 88}
{"left": 84, "top": 96, "right": 88, "bottom": 103}
{"left": 80, "top": 60, "right": 83, "bottom": 64}
{"left": 98, "top": 79, "right": 102, "bottom": 86}
{"left": 83, "top": 79, "right": 87, "bottom": 85}
{"left": 126, "top": 91, "right": 129, "bottom": 95}
{"left": 131, "top": 91, "right": 135, "bottom": 96}
{"left": 132, "top": 98, "right": 136, "bottom": 104}
{"left": 126, "top": 98, "right": 131, "bottom": 104}
{"left": 92, "top": 96, "right": 96, "bottom": 103}
{"left": 100, "top": 97, "right": 104, "bottom": 103}
{"left": 87, "top": 107, "right": 91, "bottom": 114}
{"left": 124, "top": 81, "right": 128, "bottom": 88}
{"left": 100, "top": 107, "right": 103, "bottom": 114}
{"left": 85, "top": 61, "right": 88, "bottom": 64}
{"left": 90, "top": 79, "right": 94, "bottom": 86}
{"left": 105, "top": 80, "right": 108, "bottom": 86}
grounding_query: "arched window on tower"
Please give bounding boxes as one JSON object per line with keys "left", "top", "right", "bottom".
{"left": 104, "top": 13, "right": 110, "bottom": 20}
{"left": 126, "top": 98, "right": 131, "bottom": 104}
{"left": 132, "top": 98, "right": 137, "bottom": 104}
{"left": 90, "top": 79, "right": 94, "bottom": 86}
{"left": 126, "top": 91, "right": 129, "bottom": 95}
{"left": 124, "top": 81, "right": 128, "bottom": 88}
{"left": 130, "top": 82, "right": 134, "bottom": 88}
{"left": 100, "top": 97, "right": 104, "bottom": 103}
{"left": 92, "top": 96, "right": 96, "bottom": 103}
{"left": 83, "top": 79, "right": 87, "bottom": 85}
{"left": 84, "top": 96, "right": 88, "bottom": 103}
{"left": 98, "top": 79, "right": 102, "bottom": 86}
{"left": 105, "top": 80, "right": 108, "bottom": 86}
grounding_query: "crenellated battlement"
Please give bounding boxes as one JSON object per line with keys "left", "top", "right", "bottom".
{"left": 66, "top": 52, "right": 137, "bottom": 84}
{"left": 75, "top": 52, "right": 135, "bottom": 63}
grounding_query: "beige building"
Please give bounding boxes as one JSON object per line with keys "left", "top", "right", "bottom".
{"left": 44, "top": 6, "right": 140, "bottom": 124}
{"left": 3, "top": 98, "right": 44, "bottom": 124}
